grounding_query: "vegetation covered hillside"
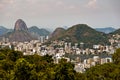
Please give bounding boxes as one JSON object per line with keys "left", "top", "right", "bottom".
{"left": 49, "top": 27, "right": 66, "bottom": 40}
{"left": 51, "top": 24, "right": 109, "bottom": 48}
{"left": 110, "top": 28, "right": 120, "bottom": 35}
{"left": 29, "top": 26, "right": 50, "bottom": 36}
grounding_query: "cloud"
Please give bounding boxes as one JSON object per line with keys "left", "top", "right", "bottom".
{"left": 0, "top": 0, "right": 15, "bottom": 9}
{"left": 86, "top": 0, "right": 97, "bottom": 9}
{"left": 0, "top": 0, "right": 119, "bottom": 29}
{"left": 56, "top": 1, "right": 64, "bottom": 6}
{"left": 0, "top": 0, "right": 14, "bottom": 4}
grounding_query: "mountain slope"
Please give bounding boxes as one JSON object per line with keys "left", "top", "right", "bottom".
{"left": 95, "top": 27, "right": 116, "bottom": 34}
{"left": 0, "top": 26, "right": 13, "bottom": 35}
{"left": 51, "top": 24, "right": 109, "bottom": 47}
{"left": 49, "top": 27, "right": 66, "bottom": 40}
{"left": 29, "top": 26, "right": 50, "bottom": 36}
{"left": 0, "top": 26, "right": 8, "bottom": 35}
{"left": 10, "top": 19, "right": 35, "bottom": 42}
{"left": 8, "top": 31, "right": 35, "bottom": 42}
{"left": 1, "top": 19, "right": 36, "bottom": 42}
{"left": 110, "top": 28, "right": 120, "bottom": 35}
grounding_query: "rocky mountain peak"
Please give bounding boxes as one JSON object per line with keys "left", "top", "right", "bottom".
{"left": 14, "top": 19, "right": 28, "bottom": 31}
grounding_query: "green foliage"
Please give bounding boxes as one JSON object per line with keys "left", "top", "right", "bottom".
{"left": 0, "top": 48, "right": 120, "bottom": 80}
{"left": 0, "top": 48, "right": 12, "bottom": 56}
{"left": 0, "top": 59, "right": 14, "bottom": 72}
{"left": 0, "top": 53, "right": 6, "bottom": 60}
{"left": 13, "top": 58, "right": 35, "bottom": 80}
{"left": 75, "top": 73, "right": 87, "bottom": 80}
{"left": 85, "top": 63, "right": 120, "bottom": 80}
{"left": 42, "top": 54, "right": 53, "bottom": 63}
{"left": 24, "top": 54, "right": 42, "bottom": 64}
{"left": 49, "top": 27, "right": 65, "bottom": 40}
{"left": 55, "top": 59, "right": 76, "bottom": 80}
{"left": 0, "top": 69, "right": 7, "bottom": 79}
{"left": 7, "top": 51, "right": 23, "bottom": 62}
{"left": 112, "top": 48, "right": 120, "bottom": 64}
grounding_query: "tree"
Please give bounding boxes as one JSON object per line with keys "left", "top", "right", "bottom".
{"left": 0, "top": 59, "right": 14, "bottom": 72}
{"left": 85, "top": 63, "right": 120, "bottom": 80}
{"left": 0, "top": 70, "right": 7, "bottom": 79}
{"left": 7, "top": 51, "right": 23, "bottom": 62}
{"left": 13, "top": 58, "right": 35, "bottom": 80}
{"left": 75, "top": 73, "right": 87, "bottom": 80}
{"left": 24, "top": 54, "right": 42, "bottom": 64}
{"left": 0, "top": 53, "right": 6, "bottom": 60}
{"left": 55, "top": 59, "right": 76, "bottom": 80}
{"left": 0, "top": 48, "right": 12, "bottom": 56}
{"left": 112, "top": 48, "right": 120, "bottom": 64}
{"left": 42, "top": 54, "right": 53, "bottom": 63}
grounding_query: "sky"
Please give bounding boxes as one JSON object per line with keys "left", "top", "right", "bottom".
{"left": 0, "top": 0, "right": 120, "bottom": 29}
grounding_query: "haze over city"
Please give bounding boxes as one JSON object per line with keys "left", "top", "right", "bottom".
{"left": 0, "top": 0, "right": 120, "bottom": 29}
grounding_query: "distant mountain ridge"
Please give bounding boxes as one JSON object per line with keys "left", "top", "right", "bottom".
{"left": 0, "top": 26, "right": 13, "bottom": 36}
{"left": 0, "top": 26, "right": 8, "bottom": 35}
{"left": 110, "top": 28, "right": 120, "bottom": 35}
{"left": 95, "top": 27, "right": 116, "bottom": 34}
{"left": 29, "top": 26, "right": 50, "bottom": 36}
{"left": 0, "top": 26, "right": 50, "bottom": 37}
{"left": 0, "top": 21, "right": 120, "bottom": 44}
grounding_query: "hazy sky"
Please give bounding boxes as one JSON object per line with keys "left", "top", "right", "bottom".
{"left": 0, "top": 0, "right": 120, "bottom": 29}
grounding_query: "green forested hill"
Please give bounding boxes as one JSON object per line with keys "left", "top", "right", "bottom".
{"left": 51, "top": 24, "right": 109, "bottom": 48}
{"left": 49, "top": 27, "right": 66, "bottom": 40}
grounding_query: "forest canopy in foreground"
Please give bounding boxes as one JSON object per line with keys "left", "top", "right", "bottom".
{"left": 0, "top": 48, "right": 120, "bottom": 80}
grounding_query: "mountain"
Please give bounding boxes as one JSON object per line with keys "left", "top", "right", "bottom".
{"left": 0, "top": 26, "right": 13, "bottom": 35}
{"left": 49, "top": 27, "right": 65, "bottom": 39}
{"left": 62, "top": 26, "right": 68, "bottom": 30}
{"left": 28, "top": 26, "right": 50, "bottom": 36}
{"left": 109, "top": 28, "right": 120, "bottom": 35}
{"left": 1, "top": 19, "right": 36, "bottom": 42}
{"left": 95, "top": 27, "right": 116, "bottom": 34}
{"left": 14, "top": 19, "right": 28, "bottom": 31}
{"left": 0, "top": 26, "right": 8, "bottom": 35}
{"left": 50, "top": 24, "right": 109, "bottom": 48}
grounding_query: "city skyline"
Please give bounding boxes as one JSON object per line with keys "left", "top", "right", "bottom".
{"left": 0, "top": 0, "right": 120, "bottom": 29}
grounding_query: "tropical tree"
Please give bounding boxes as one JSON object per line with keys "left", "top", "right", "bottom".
{"left": 112, "top": 48, "right": 120, "bottom": 64}
{"left": 7, "top": 51, "right": 23, "bottom": 62}
{"left": 13, "top": 58, "right": 35, "bottom": 80}
{"left": 55, "top": 59, "right": 76, "bottom": 80}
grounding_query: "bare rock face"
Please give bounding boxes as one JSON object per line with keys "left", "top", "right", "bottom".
{"left": 7, "top": 19, "right": 37, "bottom": 42}
{"left": 14, "top": 19, "right": 28, "bottom": 31}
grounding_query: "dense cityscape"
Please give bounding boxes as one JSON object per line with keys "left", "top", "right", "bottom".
{"left": 0, "top": 19, "right": 120, "bottom": 79}
{"left": 0, "top": 31, "right": 120, "bottom": 73}
{"left": 0, "top": 0, "right": 120, "bottom": 79}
